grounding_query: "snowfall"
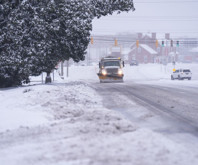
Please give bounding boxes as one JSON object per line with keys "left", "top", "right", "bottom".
{"left": 0, "top": 62, "right": 198, "bottom": 165}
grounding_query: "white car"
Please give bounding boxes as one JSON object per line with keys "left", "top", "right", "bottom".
{"left": 171, "top": 69, "right": 192, "bottom": 80}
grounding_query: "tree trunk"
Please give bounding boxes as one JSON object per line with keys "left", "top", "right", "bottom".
{"left": 45, "top": 72, "right": 52, "bottom": 83}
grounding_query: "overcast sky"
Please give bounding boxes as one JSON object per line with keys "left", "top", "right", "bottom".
{"left": 91, "top": 0, "right": 198, "bottom": 38}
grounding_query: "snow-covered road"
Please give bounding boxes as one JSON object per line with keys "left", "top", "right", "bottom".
{"left": 93, "top": 82, "right": 198, "bottom": 137}
{"left": 0, "top": 63, "right": 198, "bottom": 165}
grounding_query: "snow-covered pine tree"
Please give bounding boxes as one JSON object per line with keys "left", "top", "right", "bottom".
{"left": 0, "top": 0, "right": 30, "bottom": 87}
{"left": 22, "top": 0, "right": 92, "bottom": 83}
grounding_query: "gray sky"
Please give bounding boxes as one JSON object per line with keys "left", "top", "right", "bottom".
{"left": 91, "top": 0, "right": 198, "bottom": 38}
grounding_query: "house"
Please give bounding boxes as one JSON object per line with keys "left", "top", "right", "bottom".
{"left": 128, "top": 33, "right": 158, "bottom": 63}
{"left": 128, "top": 33, "right": 180, "bottom": 64}
{"left": 129, "top": 43, "right": 158, "bottom": 63}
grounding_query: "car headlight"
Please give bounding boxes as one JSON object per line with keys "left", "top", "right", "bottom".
{"left": 118, "top": 69, "right": 123, "bottom": 75}
{"left": 102, "top": 69, "right": 107, "bottom": 75}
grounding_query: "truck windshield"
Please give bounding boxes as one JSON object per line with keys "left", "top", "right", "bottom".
{"left": 104, "top": 61, "right": 120, "bottom": 67}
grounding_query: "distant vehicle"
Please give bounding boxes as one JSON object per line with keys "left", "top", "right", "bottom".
{"left": 97, "top": 56, "right": 124, "bottom": 83}
{"left": 171, "top": 69, "right": 192, "bottom": 80}
{"left": 79, "top": 62, "right": 86, "bottom": 66}
{"left": 130, "top": 60, "right": 138, "bottom": 66}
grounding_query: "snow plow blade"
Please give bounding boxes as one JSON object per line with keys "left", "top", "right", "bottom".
{"left": 98, "top": 74, "right": 123, "bottom": 83}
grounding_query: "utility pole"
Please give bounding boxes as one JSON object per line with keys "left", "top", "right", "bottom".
{"left": 61, "top": 61, "right": 64, "bottom": 79}
{"left": 89, "top": 44, "right": 91, "bottom": 65}
{"left": 66, "top": 60, "right": 69, "bottom": 77}
{"left": 87, "top": 45, "right": 90, "bottom": 66}
{"left": 53, "top": 70, "right": 54, "bottom": 81}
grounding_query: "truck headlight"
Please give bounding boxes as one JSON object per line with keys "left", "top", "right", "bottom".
{"left": 102, "top": 69, "right": 107, "bottom": 75}
{"left": 118, "top": 69, "right": 123, "bottom": 75}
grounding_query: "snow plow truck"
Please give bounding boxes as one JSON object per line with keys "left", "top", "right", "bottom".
{"left": 97, "top": 56, "right": 124, "bottom": 83}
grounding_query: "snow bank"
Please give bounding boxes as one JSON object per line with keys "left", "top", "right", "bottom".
{"left": 0, "top": 87, "right": 52, "bottom": 132}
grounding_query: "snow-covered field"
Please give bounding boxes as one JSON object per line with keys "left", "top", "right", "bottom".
{"left": 0, "top": 63, "right": 198, "bottom": 165}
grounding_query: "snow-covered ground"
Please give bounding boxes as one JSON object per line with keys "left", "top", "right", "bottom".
{"left": 0, "top": 63, "right": 198, "bottom": 165}
{"left": 124, "top": 63, "right": 198, "bottom": 88}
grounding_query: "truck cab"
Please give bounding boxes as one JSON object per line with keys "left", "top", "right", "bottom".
{"left": 97, "top": 57, "right": 124, "bottom": 83}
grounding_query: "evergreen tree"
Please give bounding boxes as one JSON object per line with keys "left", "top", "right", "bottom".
{"left": 0, "top": 0, "right": 30, "bottom": 87}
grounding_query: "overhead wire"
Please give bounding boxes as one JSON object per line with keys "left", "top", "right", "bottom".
{"left": 92, "top": 30, "right": 198, "bottom": 34}
{"left": 89, "top": 37, "right": 198, "bottom": 45}
{"left": 135, "top": 1, "right": 198, "bottom": 4}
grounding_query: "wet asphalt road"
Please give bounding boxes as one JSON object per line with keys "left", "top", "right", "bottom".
{"left": 92, "top": 81, "right": 198, "bottom": 137}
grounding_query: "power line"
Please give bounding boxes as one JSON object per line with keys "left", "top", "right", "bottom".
{"left": 92, "top": 30, "right": 198, "bottom": 34}
{"left": 95, "top": 19, "right": 198, "bottom": 22}
{"left": 91, "top": 40, "right": 198, "bottom": 46}
{"left": 93, "top": 38, "right": 198, "bottom": 42}
{"left": 135, "top": 1, "right": 198, "bottom": 3}
{"left": 94, "top": 16, "right": 198, "bottom": 22}
{"left": 98, "top": 16, "right": 198, "bottom": 19}
{"left": 95, "top": 16, "right": 198, "bottom": 21}
{"left": 102, "top": 16, "right": 198, "bottom": 18}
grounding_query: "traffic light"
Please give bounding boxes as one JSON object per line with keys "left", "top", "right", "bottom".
{"left": 136, "top": 40, "right": 139, "bottom": 48}
{"left": 162, "top": 41, "right": 164, "bottom": 47}
{"left": 176, "top": 41, "right": 179, "bottom": 47}
{"left": 171, "top": 40, "right": 173, "bottom": 47}
{"left": 115, "top": 39, "right": 118, "bottom": 46}
{"left": 90, "top": 37, "right": 93, "bottom": 44}
{"left": 155, "top": 40, "right": 158, "bottom": 47}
